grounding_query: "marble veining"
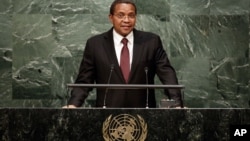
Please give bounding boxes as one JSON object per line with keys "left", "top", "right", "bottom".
{"left": 0, "top": 0, "right": 249, "bottom": 108}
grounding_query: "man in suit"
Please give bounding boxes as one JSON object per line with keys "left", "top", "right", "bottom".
{"left": 64, "top": 0, "right": 183, "bottom": 108}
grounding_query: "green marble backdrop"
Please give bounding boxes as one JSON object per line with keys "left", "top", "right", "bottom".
{"left": 0, "top": 0, "right": 249, "bottom": 108}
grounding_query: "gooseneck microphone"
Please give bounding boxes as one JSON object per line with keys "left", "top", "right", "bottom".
{"left": 144, "top": 67, "right": 149, "bottom": 109}
{"left": 103, "top": 64, "right": 114, "bottom": 108}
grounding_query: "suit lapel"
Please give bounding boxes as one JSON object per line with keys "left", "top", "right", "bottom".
{"left": 129, "top": 29, "right": 144, "bottom": 82}
{"left": 103, "top": 28, "right": 125, "bottom": 82}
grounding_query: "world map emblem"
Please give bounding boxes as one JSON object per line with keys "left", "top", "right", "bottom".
{"left": 102, "top": 114, "right": 147, "bottom": 141}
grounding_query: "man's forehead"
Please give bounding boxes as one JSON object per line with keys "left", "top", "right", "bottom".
{"left": 114, "top": 3, "right": 136, "bottom": 13}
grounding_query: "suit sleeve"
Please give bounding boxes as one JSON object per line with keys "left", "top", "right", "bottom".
{"left": 154, "top": 36, "right": 183, "bottom": 107}
{"left": 68, "top": 40, "right": 95, "bottom": 107}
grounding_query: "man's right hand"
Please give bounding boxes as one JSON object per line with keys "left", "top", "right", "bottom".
{"left": 62, "top": 105, "right": 77, "bottom": 108}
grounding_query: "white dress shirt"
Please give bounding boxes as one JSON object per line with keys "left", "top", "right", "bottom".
{"left": 113, "top": 29, "right": 134, "bottom": 69}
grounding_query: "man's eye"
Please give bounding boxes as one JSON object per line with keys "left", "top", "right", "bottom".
{"left": 128, "top": 15, "right": 135, "bottom": 18}
{"left": 118, "top": 14, "right": 124, "bottom": 18}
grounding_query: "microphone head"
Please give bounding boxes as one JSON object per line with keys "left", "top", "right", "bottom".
{"left": 111, "top": 64, "right": 114, "bottom": 70}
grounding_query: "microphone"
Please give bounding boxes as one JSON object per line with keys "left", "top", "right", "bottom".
{"left": 103, "top": 64, "right": 114, "bottom": 108}
{"left": 144, "top": 67, "right": 149, "bottom": 108}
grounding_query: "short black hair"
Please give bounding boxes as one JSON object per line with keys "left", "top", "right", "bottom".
{"left": 110, "top": 0, "right": 137, "bottom": 15}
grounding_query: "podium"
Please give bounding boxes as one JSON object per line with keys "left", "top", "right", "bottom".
{"left": 66, "top": 84, "right": 185, "bottom": 108}
{"left": 2, "top": 85, "right": 246, "bottom": 140}
{"left": 1, "top": 108, "right": 249, "bottom": 140}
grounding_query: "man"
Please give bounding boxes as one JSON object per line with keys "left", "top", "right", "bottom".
{"left": 64, "top": 0, "right": 183, "bottom": 108}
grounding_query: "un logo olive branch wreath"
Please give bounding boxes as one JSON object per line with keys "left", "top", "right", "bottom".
{"left": 102, "top": 114, "right": 147, "bottom": 141}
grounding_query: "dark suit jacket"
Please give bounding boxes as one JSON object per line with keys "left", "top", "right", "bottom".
{"left": 68, "top": 28, "right": 182, "bottom": 108}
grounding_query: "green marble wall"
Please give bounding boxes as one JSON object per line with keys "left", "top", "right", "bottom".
{"left": 0, "top": 0, "right": 249, "bottom": 108}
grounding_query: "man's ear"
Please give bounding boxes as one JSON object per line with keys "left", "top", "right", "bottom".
{"left": 108, "top": 14, "right": 113, "bottom": 24}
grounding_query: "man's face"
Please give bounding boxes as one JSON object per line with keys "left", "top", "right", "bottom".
{"left": 109, "top": 3, "right": 136, "bottom": 37}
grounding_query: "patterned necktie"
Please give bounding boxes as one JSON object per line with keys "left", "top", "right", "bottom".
{"left": 120, "top": 38, "right": 130, "bottom": 83}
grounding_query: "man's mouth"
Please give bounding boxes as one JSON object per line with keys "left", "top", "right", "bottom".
{"left": 121, "top": 26, "right": 131, "bottom": 29}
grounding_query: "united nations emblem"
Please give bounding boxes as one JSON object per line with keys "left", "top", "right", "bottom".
{"left": 102, "top": 114, "right": 147, "bottom": 141}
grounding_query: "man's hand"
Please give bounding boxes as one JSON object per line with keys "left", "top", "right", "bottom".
{"left": 62, "top": 105, "right": 77, "bottom": 108}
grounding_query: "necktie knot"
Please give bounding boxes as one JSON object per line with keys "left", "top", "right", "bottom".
{"left": 121, "top": 38, "right": 128, "bottom": 45}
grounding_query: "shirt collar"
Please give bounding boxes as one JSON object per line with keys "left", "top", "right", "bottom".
{"left": 113, "top": 29, "right": 133, "bottom": 45}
